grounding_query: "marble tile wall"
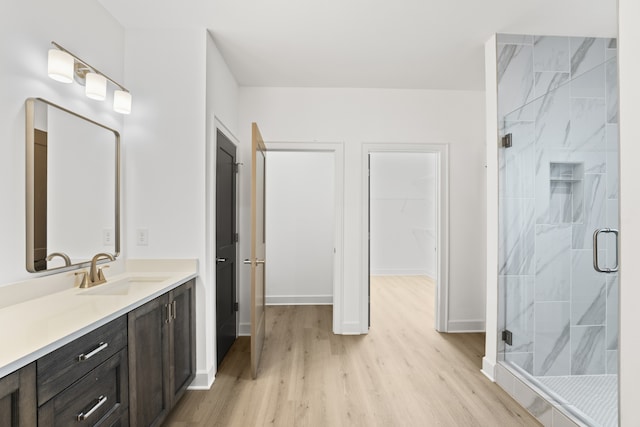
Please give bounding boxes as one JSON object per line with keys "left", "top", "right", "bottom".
{"left": 497, "top": 34, "right": 619, "bottom": 378}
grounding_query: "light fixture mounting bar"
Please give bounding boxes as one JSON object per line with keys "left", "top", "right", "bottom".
{"left": 51, "top": 41, "right": 129, "bottom": 93}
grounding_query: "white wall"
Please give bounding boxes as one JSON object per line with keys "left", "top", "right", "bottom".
{"left": 238, "top": 87, "right": 486, "bottom": 333}
{"left": 123, "top": 28, "right": 211, "bottom": 388}
{"left": 265, "top": 151, "right": 334, "bottom": 305}
{"left": 206, "top": 32, "right": 239, "bottom": 137}
{"left": 0, "top": 0, "right": 125, "bottom": 285}
{"left": 123, "top": 28, "right": 206, "bottom": 264}
{"left": 618, "top": 1, "right": 640, "bottom": 423}
{"left": 370, "top": 152, "right": 436, "bottom": 277}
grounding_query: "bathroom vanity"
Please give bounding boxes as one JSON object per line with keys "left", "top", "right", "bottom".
{"left": 1, "top": 97, "right": 200, "bottom": 426}
{"left": 0, "top": 260, "right": 197, "bottom": 426}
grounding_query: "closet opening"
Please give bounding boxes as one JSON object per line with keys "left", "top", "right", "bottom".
{"left": 363, "top": 144, "right": 449, "bottom": 332}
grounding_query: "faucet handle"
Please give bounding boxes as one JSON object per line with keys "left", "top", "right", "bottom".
{"left": 97, "top": 265, "right": 110, "bottom": 282}
{"left": 75, "top": 271, "right": 89, "bottom": 288}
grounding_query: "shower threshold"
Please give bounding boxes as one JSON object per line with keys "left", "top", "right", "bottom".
{"left": 499, "top": 361, "right": 618, "bottom": 427}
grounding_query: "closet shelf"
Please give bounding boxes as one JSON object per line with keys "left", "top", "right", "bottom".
{"left": 550, "top": 178, "right": 582, "bottom": 183}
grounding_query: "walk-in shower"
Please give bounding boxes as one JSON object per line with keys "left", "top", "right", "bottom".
{"left": 497, "top": 35, "right": 619, "bottom": 427}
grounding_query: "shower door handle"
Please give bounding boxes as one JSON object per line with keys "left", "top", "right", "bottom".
{"left": 593, "top": 228, "right": 619, "bottom": 273}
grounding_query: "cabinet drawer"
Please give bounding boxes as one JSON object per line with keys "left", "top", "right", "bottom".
{"left": 37, "top": 316, "right": 127, "bottom": 405}
{"left": 38, "top": 348, "right": 128, "bottom": 427}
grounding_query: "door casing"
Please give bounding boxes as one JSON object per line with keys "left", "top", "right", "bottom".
{"left": 205, "top": 115, "right": 240, "bottom": 384}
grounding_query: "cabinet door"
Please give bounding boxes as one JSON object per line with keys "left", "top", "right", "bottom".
{"left": 128, "top": 295, "right": 170, "bottom": 427}
{"left": 0, "top": 363, "right": 36, "bottom": 427}
{"left": 168, "top": 279, "right": 196, "bottom": 405}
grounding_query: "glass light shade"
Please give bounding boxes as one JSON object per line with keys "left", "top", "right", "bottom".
{"left": 85, "top": 73, "right": 107, "bottom": 100}
{"left": 48, "top": 49, "right": 74, "bottom": 83}
{"left": 113, "top": 90, "right": 131, "bottom": 114}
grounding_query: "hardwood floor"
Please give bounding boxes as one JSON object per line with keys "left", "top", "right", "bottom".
{"left": 164, "top": 276, "right": 540, "bottom": 426}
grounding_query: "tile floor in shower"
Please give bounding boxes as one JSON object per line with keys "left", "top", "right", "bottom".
{"left": 536, "top": 374, "right": 618, "bottom": 427}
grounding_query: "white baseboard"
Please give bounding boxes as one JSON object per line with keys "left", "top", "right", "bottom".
{"left": 239, "top": 322, "right": 251, "bottom": 336}
{"left": 370, "top": 269, "right": 434, "bottom": 277}
{"left": 266, "top": 295, "right": 332, "bottom": 305}
{"left": 447, "top": 319, "right": 485, "bottom": 332}
{"left": 242, "top": 320, "right": 362, "bottom": 336}
{"left": 481, "top": 357, "right": 496, "bottom": 382}
{"left": 188, "top": 367, "right": 216, "bottom": 390}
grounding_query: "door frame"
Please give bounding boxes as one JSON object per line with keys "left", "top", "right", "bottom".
{"left": 206, "top": 115, "right": 240, "bottom": 379}
{"left": 265, "top": 141, "right": 345, "bottom": 334}
{"left": 362, "top": 143, "right": 450, "bottom": 332}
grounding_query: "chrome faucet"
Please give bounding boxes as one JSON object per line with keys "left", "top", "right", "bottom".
{"left": 76, "top": 253, "right": 115, "bottom": 288}
{"left": 46, "top": 252, "right": 71, "bottom": 267}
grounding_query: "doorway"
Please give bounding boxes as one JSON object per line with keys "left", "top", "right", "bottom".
{"left": 265, "top": 142, "right": 345, "bottom": 333}
{"left": 362, "top": 144, "right": 449, "bottom": 332}
{"left": 264, "top": 151, "right": 335, "bottom": 306}
{"left": 216, "top": 129, "right": 238, "bottom": 367}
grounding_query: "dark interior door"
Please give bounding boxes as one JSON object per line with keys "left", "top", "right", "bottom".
{"left": 216, "top": 130, "right": 237, "bottom": 367}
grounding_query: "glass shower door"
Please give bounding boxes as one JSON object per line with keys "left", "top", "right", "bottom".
{"left": 499, "top": 55, "right": 619, "bottom": 427}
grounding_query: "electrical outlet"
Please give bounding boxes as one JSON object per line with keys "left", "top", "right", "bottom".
{"left": 136, "top": 228, "right": 148, "bottom": 246}
{"left": 103, "top": 228, "right": 113, "bottom": 246}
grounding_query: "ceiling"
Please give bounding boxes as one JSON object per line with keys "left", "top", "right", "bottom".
{"left": 98, "top": 0, "right": 618, "bottom": 91}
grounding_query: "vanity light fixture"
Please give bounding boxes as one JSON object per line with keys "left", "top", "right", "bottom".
{"left": 113, "top": 90, "right": 132, "bottom": 114}
{"left": 47, "top": 42, "right": 132, "bottom": 114}
{"left": 85, "top": 72, "right": 107, "bottom": 101}
{"left": 47, "top": 49, "right": 74, "bottom": 83}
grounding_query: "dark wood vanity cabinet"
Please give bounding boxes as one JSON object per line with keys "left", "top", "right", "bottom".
{"left": 1, "top": 278, "right": 195, "bottom": 427}
{"left": 0, "top": 363, "right": 37, "bottom": 427}
{"left": 37, "top": 316, "right": 128, "bottom": 405}
{"left": 127, "top": 295, "right": 170, "bottom": 427}
{"left": 38, "top": 349, "right": 129, "bottom": 426}
{"left": 36, "top": 316, "right": 129, "bottom": 427}
{"left": 168, "top": 280, "right": 196, "bottom": 405}
{"left": 128, "top": 279, "right": 195, "bottom": 427}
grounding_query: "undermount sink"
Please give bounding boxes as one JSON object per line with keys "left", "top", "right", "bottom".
{"left": 79, "top": 276, "right": 169, "bottom": 296}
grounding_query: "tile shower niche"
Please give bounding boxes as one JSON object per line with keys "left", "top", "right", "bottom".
{"left": 549, "top": 162, "right": 584, "bottom": 224}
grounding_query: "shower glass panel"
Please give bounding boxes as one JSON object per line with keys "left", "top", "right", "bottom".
{"left": 499, "top": 55, "right": 619, "bottom": 427}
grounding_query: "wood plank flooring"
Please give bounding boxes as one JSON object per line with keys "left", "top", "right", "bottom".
{"left": 164, "top": 276, "right": 540, "bottom": 426}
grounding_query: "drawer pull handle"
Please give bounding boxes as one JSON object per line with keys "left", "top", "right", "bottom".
{"left": 76, "top": 395, "right": 107, "bottom": 421}
{"left": 77, "top": 342, "right": 108, "bottom": 361}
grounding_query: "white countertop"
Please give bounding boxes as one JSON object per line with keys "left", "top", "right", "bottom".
{"left": 0, "top": 259, "right": 197, "bottom": 379}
